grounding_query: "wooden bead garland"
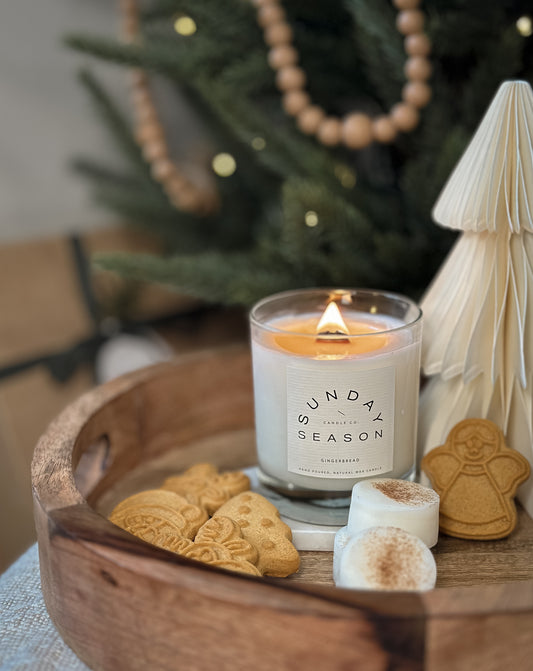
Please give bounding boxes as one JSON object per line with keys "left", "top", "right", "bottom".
{"left": 119, "top": 0, "right": 219, "bottom": 216}
{"left": 255, "top": 0, "right": 433, "bottom": 149}
{"left": 118, "top": 0, "right": 432, "bottom": 214}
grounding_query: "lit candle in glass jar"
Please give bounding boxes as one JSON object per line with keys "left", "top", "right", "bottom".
{"left": 249, "top": 289, "right": 422, "bottom": 498}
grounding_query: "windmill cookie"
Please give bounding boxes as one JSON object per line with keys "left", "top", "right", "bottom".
{"left": 182, "top": 541, "right": 233, "bottom": 563}
{"left": 128, "top": 519, "right": 259, "bottom": 575}
{"left": 421, "top": 418, "right": 530, "bottom": 539}
{"left": 182, "top": 540, "right": 261, "bottom": 576}
{"left": 161, "top": 463, "right": 250, "bottom": 515}
{"left": 209, "top": 559, "right": 262, "bottom": 576}
{"left": 137, "top": 532, "right": 194, "bottom": 555}
{"left": 214, "top": 492, "right": 300, "bottom": 577}
{"left": 195, "top": 516, "right": 258, "bottom": 564}
{"left": 109, "top": 489, "right": 208, "bottom": 540}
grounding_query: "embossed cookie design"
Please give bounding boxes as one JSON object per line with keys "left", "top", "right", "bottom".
{"left": 186, "top": 516, "right": 261, "bottom": 576}
{"left": 108, "top": 468, "right": 299, "bottom": 578}
{"left": 109, "top": 489, "right": 208, "bottom": 540}
{"left": 214, "top": 492, "right": 300, "bottom": 577}
{"left": 421, "top": 418, "right": 530, "bottom": 540}
{"left": 208, "top": 558, "right": 262, "bottom": 576}
{"left": 181, "top": 540, "right": 261, "bottom": 576}
{"left": 140, "top": 533, "right": 194, "bottom": 555}
{"left": 195, "top": 516, "right": 258, "bottom": 565}
{"left": 161, "top": 463, "right": 250, "bottom": 515}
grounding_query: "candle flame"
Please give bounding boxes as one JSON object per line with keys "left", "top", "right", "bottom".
{"left": 316, "top": 300, "right": 349, "bottom": 335}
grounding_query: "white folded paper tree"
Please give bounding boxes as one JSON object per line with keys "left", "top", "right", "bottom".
{"left": 418, "top": 80, "right": 533, "bottom": 515}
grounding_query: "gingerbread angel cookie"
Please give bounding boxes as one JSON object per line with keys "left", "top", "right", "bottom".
{"left": 421, "top": 419, "right": 530, "bottom": 539}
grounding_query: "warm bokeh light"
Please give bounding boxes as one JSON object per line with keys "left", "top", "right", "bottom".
{"left": 516, "top": 16, "right": 532, "bottom": 37}
{"left": 334, "top": 164, "right": 357, "bottom": 189}
{"left": 212, "top": 152, "right": 237, "bottom": 177}
{"left": 251, "top": 136, "right": 266, "bottom": 150}
{"left": 174, "top": 16, "right": 197, "bottom": 36}
{"left": 305, "top": 210, "right": 319, "bottom": 227}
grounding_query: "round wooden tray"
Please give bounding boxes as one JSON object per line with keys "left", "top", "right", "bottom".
{"left": 32, "top": 346, "right": 533, "bottom": 671}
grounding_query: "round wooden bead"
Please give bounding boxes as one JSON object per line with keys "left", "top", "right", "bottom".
{"left": 257, "top": 4, "right": 285, "bottom": 28}
{"left": 142, "top": 139, "right": 168, "bottom": 162}
{"left": 119, "top": 0, "right": 136, "bottom": 12}
{"left": 151, "top": 158, "right": 176, "bottom": 182}
{"left": 135, "top": 122, "right": 164, "bottom": 144}
{"left": 137, "top": 108, "right": 158, "bottom": 126}
{"left": 122, "top": 16, "right": 139, "bottom": 38}
{"left": 251, "top": 0, "right": 279, "bottom": 8}
{"left": 342, "top": 113, "right": 374, "bottom": 149}
{"left": 129, "top": 69, "right": 148, "bottom": 88}
{"left": 404, "top": 56, "right": 432, "bottom": 81}
{"left": 166, "top": 175, "right": 190, "bottom": 197}
{"left": 393, "top": 0, "right": 421, "bottom": 8}
{"left": 390, "top": 103, "right": 420, "bottom": 132}
{"left": 372, "top": 116, "right": 398, "bottom": 143}
{"left": 317, "top": 117, "right": 343, "bottom": 146}
{"left": 282, "top": 90, "right": 311, "bottom": 116}
{"left": 264, "top": 21, "right": 293, "bottom": 46}
{"left": 134, "top": 99, "right": 158, "bottom": 124}
{"left": 172, "top": 189, "right": 202, "bottom": 213}
{"left": 405, "top": 33, "right": 432, "bottom": 56}
{"left": 297, "top": 105, "right": 326, "bottom": 135}
{"left": 396, "top": 10, "right": 425, "bottom": 35}
{"left": 402, "top": 81, "right": 432, "bottom": 108}
{"left": 131, "top": 87, "right": 152, "bottom": 108}
{"left": 201, "top": 192, "right": 221, "bottom": 215}
{"left": 276, "top": 65, "right": 306, "bottom": 91}
{"left": 268, "top": 44, "right": 298, "bottom": 69}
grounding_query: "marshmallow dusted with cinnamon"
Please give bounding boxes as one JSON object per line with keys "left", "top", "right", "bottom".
{"left": 336, "top": 526, "right": 437, "bottom": 591}
{"left": 347, "top": 478, "right": 440, "bottom": 548}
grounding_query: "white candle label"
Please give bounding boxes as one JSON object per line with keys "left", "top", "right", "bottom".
{"left": 286, "top": 365, "right": 395, "bottom": 479}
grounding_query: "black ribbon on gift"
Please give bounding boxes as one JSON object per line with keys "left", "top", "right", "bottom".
{"left": 0, "top": 234, "right": 205, "bottom": 384}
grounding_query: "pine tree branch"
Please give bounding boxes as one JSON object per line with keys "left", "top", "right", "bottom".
{"left": 201, "top": 78, "right": 361, "bottom": 200}
{"left": 65, "top": 34, "right": 186, "bottom": 76}
{"left": 70, "top": 157, "right": 139, "bottom": 188}
{"left": 461, "top": 25, "right": 525, "bottom": 128}
{"left": 399, "top": 121, "right": 469, "bottom": 222}
{"left": 283, "top": 0, "right": 369, "bottom": 109}
{"left": 216, "top": 51, "right": 273, "bottom": 98}
{"left": 67, "top": 33, "right": 356, "bottom": 200}
{"left": 344, "top": 0, "right": 404, "bottom": 108}
{"left": 280, "top": 177, "right": 380, "bottom": 284}
{"left": 76, "top": 68, "right": 150, "bottom": 178}
{"left": 90, "top": 182, "right": 176, "bottom": 222}
{"left": 93, "top": 185, "right": 224, "bottom": 254}
{"left": 65, "top": 0, "right": 533, "bottom": 311}
{"left": 94, "top": 250, "right": 295, "bottom": 306}
{"left": 143, "top": 0, "right": 257, "bottom": 34}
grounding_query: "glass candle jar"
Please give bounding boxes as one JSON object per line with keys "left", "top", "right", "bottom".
{"left": 250, "top": 288, "right": 423, "bottom": 498}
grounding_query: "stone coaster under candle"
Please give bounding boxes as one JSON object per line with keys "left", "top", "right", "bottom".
{"left": 247, "top": 468, "right": 345, "bottom": 550}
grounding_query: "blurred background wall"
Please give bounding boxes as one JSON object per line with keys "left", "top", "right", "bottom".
{"left": 0, "top": 1, "right": 124, "bottom": 570}
{"left": 0, "top": 1, "right": 247, "bottom": 573}
{"left": 0, "top": 0, "right": 121, "bottom": 243}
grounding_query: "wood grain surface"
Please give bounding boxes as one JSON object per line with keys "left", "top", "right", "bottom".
{"left": 32, "top": 346, "right": 533, "bottom": 671}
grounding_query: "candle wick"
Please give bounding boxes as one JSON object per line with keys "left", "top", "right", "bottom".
{"left": 316, "top": 330, "right": 350, "bottom": 343}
